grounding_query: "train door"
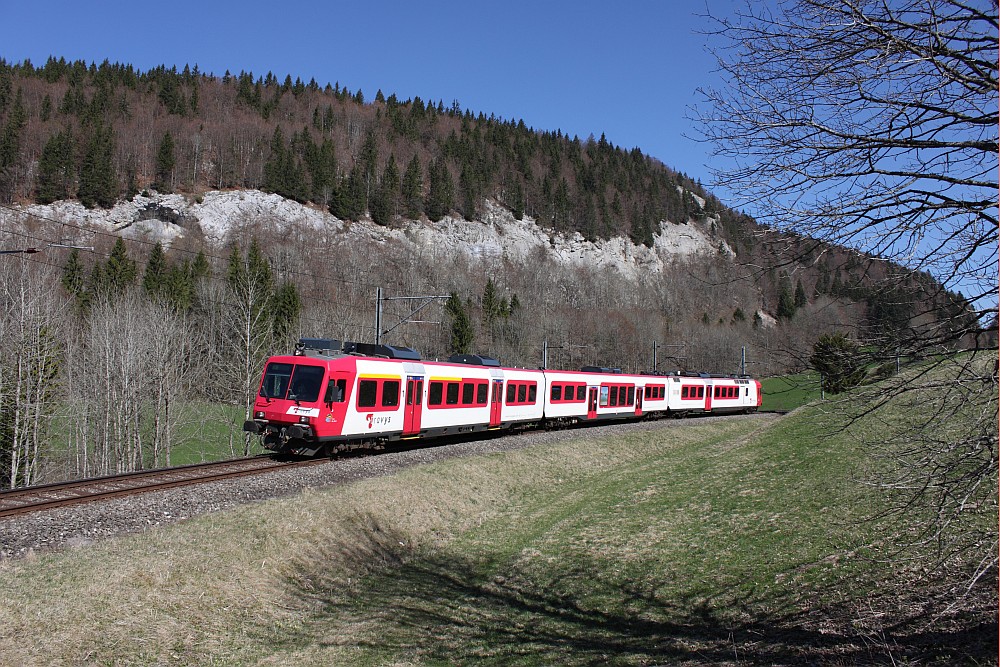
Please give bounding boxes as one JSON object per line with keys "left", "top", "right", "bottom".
{"left": 635, "top": 388, "right": 643, "bottom": 417}
{"left": 403, "top": 376, "right": 423, "bottom": 436}
{"left": 704, "top": 383, "right": 713, "bottom": 412}
{"left": 489, "top": 380, "right": 503, "bottom": 427}
{"left": 587, "top": 387, "right": 598, "bottom": 420}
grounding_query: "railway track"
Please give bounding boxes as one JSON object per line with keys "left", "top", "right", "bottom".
{"left": 0, "top": 456, "right": 327, "bottom": 519}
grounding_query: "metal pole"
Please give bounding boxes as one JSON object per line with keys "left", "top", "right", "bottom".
{"left": 741, "top": 346, "right": 746, "bottom": 375}
{"left": 652, "top": 341, "right": 658, "bottom": 371}
{"left": 542, "top": 339, "right": 548, "bottom": 369}
{"left": 375, "top": 287, "right": 383, "bottom": 345}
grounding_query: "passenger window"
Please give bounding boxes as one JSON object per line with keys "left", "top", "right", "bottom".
{"left": 446, "top": 383, "right": 460, "bottom": 405}
{"left": 517, "top": 384, "right": 526, "bottom": 402}
{"left": 358, "top": 380, "right": 377, "bottom": 408}
{"left": 551, "top": 385, "right": 563, "bottom": 401}
{"left": 576, "top": 385, "right": 586, "bottom": 401}
{"left": 382, "top": 380, "right": 400, "bottom": 407}
{"left": 477, "top": 383, "right": 489, "bottom": 404}
{"left": 429, "top": 382, "right": 443, "bottom": 406}
{"left": 506, "top": 384, "right": 516, "bottom": 403}
{"left": 529, "top": 384, "right": 537, "bottom": 402}
{"left": 462, "top": 382, "right": 475, "bottom": 404}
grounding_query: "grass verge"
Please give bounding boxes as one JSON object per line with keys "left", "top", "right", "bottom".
{"left": 0, "top": 357, "right": 995, "bottom": 665}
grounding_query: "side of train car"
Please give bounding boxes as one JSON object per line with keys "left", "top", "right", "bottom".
{"left": 243, "top": 339, "right": 762, "bottom": 456}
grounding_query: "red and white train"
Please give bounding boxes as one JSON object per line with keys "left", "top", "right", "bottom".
{"left": 243, "top": 338, "right": 763, "bottom": 456}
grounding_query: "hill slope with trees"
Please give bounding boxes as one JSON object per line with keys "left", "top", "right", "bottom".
{"left": 0, "top": 55, "right": 981, "bottom": 487}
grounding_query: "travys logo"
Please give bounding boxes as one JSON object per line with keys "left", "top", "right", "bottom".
{"left": 366, "top": 413, "right": 392, "bottom": 429}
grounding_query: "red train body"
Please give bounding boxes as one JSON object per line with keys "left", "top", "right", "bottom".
{"left": 243, "top": 339, "right": 762, "bottom": 456}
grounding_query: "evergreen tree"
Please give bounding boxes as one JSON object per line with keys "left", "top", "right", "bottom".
{"left": 371, "top": 155, "right": 400, "bottom": 226}
{"left": 263, "top": 126, "right": 287, "bottom": 195}
{"left": 142, "top": 242, "right": 168, "bottom": 298}
{"left": 482, "top": 278, "right": 503, "bottom": 326}
{"left": 61, "top": 248, "right": 86, "bottom": 306}
{"left": 154, "top": 132, "right": 176, "bottom": 192}
{"left": 776, "top": 275, "right": 796, "bottom": 320}
{"left": 35, "top": 129, "right": 74, "bottom": 204}
{"left": 444, "top": 291, "right": 473, "bottom": 355}
{"left": 401, "top": 155, "right": 423, "bottom": 219}
{"left": 191, "top": 250, "right": 211, "bottom": 280}
{"left": 426, "top": 160, "right": 454, "bottom": 222}
{"left": 810, "top": 333, "right": 865, "bottom": 394}
{"left": 164, "top": 261, "right": 195, "bottom": 312}
{"left": 270, "top": 281, "right": 302, "bottom": 339}
{"left": 0, "top": 87, "right": 27, "bottom": 200}
{"left": 78, "top": 123, "right": 118, "bottom": 208}
{"left": 104, "top": 237, "right": 136, "bottom": 294}
{"left": 794, "top": 279, "right": 808, "bottom": 308}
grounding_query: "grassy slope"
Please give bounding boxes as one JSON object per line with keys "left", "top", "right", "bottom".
{"left": 0, "top": 359, "right": 995, "bottom": 665}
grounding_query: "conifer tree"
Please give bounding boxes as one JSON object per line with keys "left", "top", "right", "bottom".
{"left": 794, "top": 279, "right": 808, "bottom": 308}
{"left": 78, "top": 123, "right": 118, "bottom": 208}
{"left": 776, "top": 274, "right": 796, "bottom": 320}
{"left": 444, "top": 291, "right": 473, "bottom": 355}
{"left": 270, "top": 281, "right": 302, "bottom": 339}
{"left": 0, "top": 87, "right": 26, "bottom": 200}
{"left": 401, "top": 155, "right": 423, "bottom": 219}
{"left": 61, "top": 248, "right": 86, "bottom": 306}
{"left": 104, "top": 237, "right": 136, "bottom": 294}
{"left": 154, "top": 132, "right": 176, "bottom": 192}
{"left": 142, "top": 242, "right": 168, "bottom": 298}
{"left": 426, "top": 160, "right": 454, "bottom": 222}
{"left": 35, "top": 129, "right": 74, "bottom": 204}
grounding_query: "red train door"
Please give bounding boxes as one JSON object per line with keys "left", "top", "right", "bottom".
{"left": 489, "top": 380, "right": 503, "bottom": 427}
{"left": 587, "top": 387, "right": 598, "bottom": 420}
{"left": 403, "top": 376, "right": 423, "bottom": 436}
{"left": 635, "top": 387, "right": 643, "bottom": 417}
{"left": 704, "top": 383, "right": 713, "bottom": 412}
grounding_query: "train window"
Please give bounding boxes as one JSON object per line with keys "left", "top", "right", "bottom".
{"left": 681, "top": 386, "right": 688, "bottom": 399}
{"left": 260, "top": 362, "right": 293, "bottom": 399}
{"left": 627, "top": 386, "right": 635, "bottom": 405}
{"left": 576, "top": 385, "right": 586, "bottom": 401}
{"left": 477, "top": 382, "right": 489, "bottom": 405}
{"left": 382, "top": 380, "right": 400, "bottom": 407}
{"left": 325, "top": 378, "right": 346, "bottom": 404}
{"left": 551, "top": 385, "right": 563, "bottom": 401}
{"left": 462, "top": 382, "right": 475, "bottom": 405}
{"left": 528, "top": 384, "right": 537, "bottom": 402}
{"left": 517, "top": 384, "right": 527, "bottom": 403}
{"left": 506, "top": 384, "right": 515, "bottom": 403}
{"left": 429, "top": 382, "right": 443, "bottom": 406}
{"left": 358, "top": 380, "right": 378, "bottom": 408}
{"left": 698, "top": 386, "right": 705, "bottom": 398}
{"left": 446, "top": 383, "right": 460, "bottom": 405}
{"left": 609, "top": 386, "right": 618, "bottom": 406}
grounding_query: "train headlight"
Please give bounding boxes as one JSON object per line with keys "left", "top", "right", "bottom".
{"left": 299, "top": 416, "right": 310, "bottom": 424}
{"left": 255, "top": 411, "right": 265, "bottom": 419}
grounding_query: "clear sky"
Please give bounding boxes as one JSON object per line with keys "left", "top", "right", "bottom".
{"left": 1, "top": 0, "right": 736, "bottom": 192}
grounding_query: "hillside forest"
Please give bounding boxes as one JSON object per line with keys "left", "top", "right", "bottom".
{"left": 0, "top": 57, "right": 982, "bottom": 488}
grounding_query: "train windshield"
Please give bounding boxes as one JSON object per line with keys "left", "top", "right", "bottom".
{"left": 260, "top": 363, "right": 325, "bottom": 402}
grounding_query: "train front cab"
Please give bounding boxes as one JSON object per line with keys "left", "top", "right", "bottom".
{"left": 244, "top": 354, "right": 354, "bottom": 456}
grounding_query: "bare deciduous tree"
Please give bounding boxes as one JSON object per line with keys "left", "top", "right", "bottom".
{"left": 695, "top": 0, "right": 998, "bottom": 603}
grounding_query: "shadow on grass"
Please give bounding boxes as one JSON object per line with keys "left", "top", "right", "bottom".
{"left": 284, "top": 514, "right": 997, "bottom": 666}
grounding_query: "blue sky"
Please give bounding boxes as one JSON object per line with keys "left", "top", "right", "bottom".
{"left": 1, "top": 0, "right": 735, "bottom": 192}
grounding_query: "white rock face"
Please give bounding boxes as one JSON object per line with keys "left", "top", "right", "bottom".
{"left": 13, "top": 190, "right": 729, "bottom": 280}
